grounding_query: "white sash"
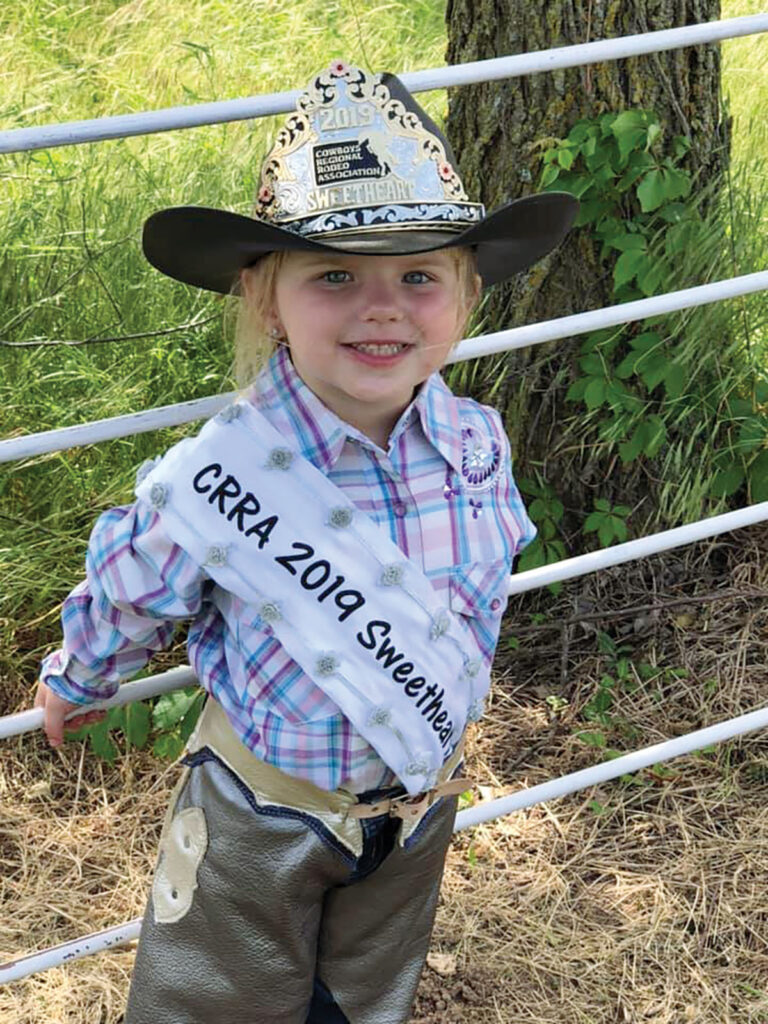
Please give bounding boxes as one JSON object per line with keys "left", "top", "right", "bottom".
{"left": 135, "top": 401, "right": 489, "bottom": 794}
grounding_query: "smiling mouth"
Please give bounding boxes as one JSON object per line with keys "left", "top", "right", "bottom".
{"left": 345, "top": 342, "right": 412, "bottom": 356}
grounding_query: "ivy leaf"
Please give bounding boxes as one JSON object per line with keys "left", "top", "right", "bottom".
{"left": 579, "top": 353, "right": 605, "bottom": 376}
{"left": 612, "top": 517, "right": 629, "bottom": 542}
{"left": 610, "top": 110, "right": 650, "bottom": 160}
{"left": 153, "top": 687, "right": 200, "bottom": 730}
{"left": 540, "top": 162, "right": 560, "bottom": 187}
{"left": 584, "top": 512, "right": 603, "bottom": 532}
{"left": 575, "top": 197, "right": 615, "bottom": 226}
{"left": 609, "top": 233, "right": 647, "bottom": 253}
{"left": 629, "top": 331, "right": 662, "bottom": 352}
{"left": 179, "top": 692, "right": 205, "bottom": 742}
{"left": 89, "top": 720, "right": 119, "bottom": 762}
{"left": 153, "top": 733, "right": 186, "bottom": 760}
{"left": 539, "top": 518, "right": 557, "bottom": 540}
{"left": 737, "top": 416, "right": 767, "bottom": 453}
{"left": 710, "top": 463, "right": 745, "bottom": 498}
{"left": 656, "top": 202, "right": 689, "bottom": 224}
{"left": 124, "top": 701, "right": 152, "bottom": 750}
{"left": 518, "top": 539, "right": 548, "bottom": 571}
{"left": 620, "top": 426, "right": 645, "bottom": 464}
{"left": 613, "top": 249, "right": 647, "bottom": 288}
{"left": 637, "top": 166, "right": 691, "bottom": 212}
{"left": 636, "top": 259, "right": 667, "bottom": 297}
{"left": 615, "top": 351, "right": 642, "bottom": 379}
{"left": 567, "top": 122, "right": 591, "bottom": 145}
{"left": 598, "top": 520, "right": 615, "bottom": 547}
{"left": 584, "top": 377, "right": 608, "bottom": 410}
{"left": 646, "top": 122, "right": 662, "bottom": 149}
{"left": 617, "top": 149, "right": 655, "bottom": 190}
{"left": 636, "top": 169, "right": 665, "bottom": 211}
{"left": 566, "top": 377, "right": 589, "bottom": 401}
{"left": 664, "top": 362, "right": 686, "bottom": 399}
{"left": 639, "top": 351, "right": 670, "bottom": 392}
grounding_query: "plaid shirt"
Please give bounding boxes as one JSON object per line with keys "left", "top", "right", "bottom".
{"left": 41, "top": 347, "right": 535, "bottom": 791}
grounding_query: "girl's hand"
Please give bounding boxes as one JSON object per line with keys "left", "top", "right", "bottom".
{"left": 34, "top": 681, "right": 107, "bottom": 748}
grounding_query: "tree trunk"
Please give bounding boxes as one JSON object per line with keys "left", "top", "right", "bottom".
{"left": 445, "top": 0, "right": 727, "bottom": 526}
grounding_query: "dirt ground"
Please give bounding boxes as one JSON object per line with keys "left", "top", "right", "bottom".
{"left": 1, "top": 524, "right": 767, "bottom": 1023}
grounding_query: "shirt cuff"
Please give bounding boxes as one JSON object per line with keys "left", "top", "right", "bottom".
{"left": 39, "top": 648, "right": 119, "bottom": 706}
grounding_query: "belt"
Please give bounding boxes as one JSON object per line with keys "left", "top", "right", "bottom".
{"left": 183, "top": 697, "right": 469, "bottom": 855}
{"left": 348, "top": 777, "right": 470, "bottom": 820}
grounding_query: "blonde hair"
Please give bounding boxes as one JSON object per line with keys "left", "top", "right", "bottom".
{"left": 228, "top": 246, "right": 480, "bottom": 387}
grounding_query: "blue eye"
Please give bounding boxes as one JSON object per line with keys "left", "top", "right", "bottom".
{"left": 322, "top": 270, "right": 351, "bottom": 284}
{"left": 403, "top": 270, "right": 431, "bottom": 284}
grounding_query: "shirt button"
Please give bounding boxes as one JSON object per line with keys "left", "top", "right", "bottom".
{"left": 393, "top": 502, "right": 408, "bottom": 518}
{"left": 490, "top": 598, "right": 502, "bottom": 611}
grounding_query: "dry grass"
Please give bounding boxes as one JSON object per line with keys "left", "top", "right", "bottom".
{"left": 2, "top": 527, "right": 767, "bottom": 1022}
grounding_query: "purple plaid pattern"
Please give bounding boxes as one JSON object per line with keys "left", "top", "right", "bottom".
{"left": 41, "top": 348, "right": 535, "bottom": 791}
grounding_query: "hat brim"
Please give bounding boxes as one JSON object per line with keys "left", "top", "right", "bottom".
{"left": 141, "top": 191, "right": 578, "bottom": 294}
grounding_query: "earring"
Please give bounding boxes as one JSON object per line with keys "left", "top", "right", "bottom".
{"left": 269, "top": 326, "right": 281, "bottom": 338}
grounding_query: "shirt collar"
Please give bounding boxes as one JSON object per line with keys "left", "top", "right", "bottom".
{"left": 258, "top": 346, "right": 464, "bottom": 474}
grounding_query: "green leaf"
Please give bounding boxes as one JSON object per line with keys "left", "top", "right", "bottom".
{"left": 574, "top": 197, "right": 615, "bottom": 226}
{"left": 567, "top": 122, "right": 591, "bottom": 145}
{"left": 611, "top": 518, "right": 629, "bottom": 542}
{"left": 598, "top": 521, "right": 615, "bottom": 547}
{"left": 153, "top": 733, "right": 186, "bottom": 761}
{"left": 636, "top": 259, "right": 667, "bottom": 297}
{"left": 124, "top": 701, "right": 152, "bottom": 750}
{"left": 566, "top": 377, "right": 589, "bottom": 402}
{"left": 646, "top": 122, "right": 662, "bottom": 149}
{"left": 179, "top": 692, "right": 205, "bottom": 742}
{"left": 556, "top": 147, "right": 576, "bottom": 169}
{"left": 152, "top": 687, "right": 201, "bottom": 730}
{"left": 664, "top": 362, "right": 686, "bottom": 399}
{"left": 583, "top": 512, "right": 604, "bottom": 532}
{"left": 616, "top": 149, "right": 655, "bottom": 190}
{"left": 610, "top": 110, "right": 650, "bottom": 160}
{"left": 518, "top": 539, "right": 548, "bottom": 572}
{"left": 615, "top": 351, "right": 642, "bottom": 379}
{"left": 613, "top": 249, "right": 647, "bottom": 288}
{"left": 709, "top": 463, "right": 744, "bottom": 498}
{"left": 609, "top": 233, "right": 647, "bottom": 253}
{"left": 636, "top": 168, "right": 666, "bottom": 212}
{"left": 656, "top": 202, "right": 689, "bottom": 224}
{"left": 584, "top": 377, "right": 608, "bottom": 410}
{"left": 619, "top": 426, "right": 645, "bottom": 464}
{"left": 89, "top": 720, "right": 119, "bottom": 762}
{"left": 641, "top": 416, "right": 667, "bottom": 457}
{"left": 540, "top": 162, "right": 560, "bottom": 187}
{"left": 629, "top": 331, "right": 662, "bottom": 352}
{"left": 749, "top": 451, "right": 768, "bottom": 502}
{"left": 594, "top": 497, "right": 611, "bottom": 512}
{"left": 576, "top": 730, "right": 607, "bottom": 748}
{"left": 579, "top": 353, "right": 606, "bottom": 376}
{"left": 737, "top": 416, "right": 767, "bottom": 453}
{"left": 639, "top": 352, "right": 670, "bottom": 392}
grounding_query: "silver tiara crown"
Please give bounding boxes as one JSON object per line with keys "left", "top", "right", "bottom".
{"left": 251, "top": 61, "right": 485, "bottom": 242}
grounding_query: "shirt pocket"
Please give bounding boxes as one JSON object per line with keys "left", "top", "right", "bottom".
{"left": 448, "top": 560, "right": 510, "bottom": 622}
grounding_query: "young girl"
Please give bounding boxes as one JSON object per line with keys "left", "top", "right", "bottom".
{"left": 35, "top": 62, "right": 576, "bottom": 1023}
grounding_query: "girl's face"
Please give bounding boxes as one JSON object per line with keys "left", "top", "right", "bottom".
{"left": 270, "top": 249, "right": 477, "bottom": 444}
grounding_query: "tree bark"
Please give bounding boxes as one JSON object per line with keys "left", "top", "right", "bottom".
{"left": 445, "top": 0, "right": 727, "bottom": 522}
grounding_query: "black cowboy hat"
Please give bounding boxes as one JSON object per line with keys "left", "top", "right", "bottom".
{"left": 143, "top": 63, "right": 578, "bottom": 293}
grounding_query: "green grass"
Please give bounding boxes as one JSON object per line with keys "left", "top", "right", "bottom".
{"left": 1, "top": 1, "right": 766, "bottom": 703}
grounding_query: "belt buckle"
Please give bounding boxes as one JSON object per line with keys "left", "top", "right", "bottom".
{"left": 388, "top": 789, "right": 434, "bottom": 821}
